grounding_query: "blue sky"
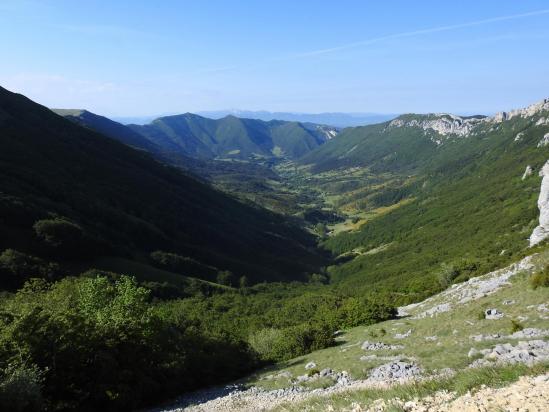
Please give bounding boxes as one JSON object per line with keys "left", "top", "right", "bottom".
{"left": 1, "top": 0, "right": 549, "bottom": 116}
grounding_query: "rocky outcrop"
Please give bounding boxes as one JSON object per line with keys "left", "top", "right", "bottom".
{"left": 369, "top": 361, "right": 422, "bottom": 380}
{"left": 361, "top": 341, "right": 404, "bottom": 351}
{"left": 522, "top": 165, "right": 533, "bottom": 180}
{"left": 529, "top": 160, "right": 549, "bottom": 246}
{"left": 491, "top": 98, "right": 549, "bottom": 123}
{"left": 469, "top": 340, "right": 549, "bottom": 367}
{"left": 537, "top": 133, "right": 549, "bottom": 147}
{"left": 388, "top": 115, "right": 483, "bottom": 138}
{"left": 388, "top": 98, "right": 549, "bottom": 144}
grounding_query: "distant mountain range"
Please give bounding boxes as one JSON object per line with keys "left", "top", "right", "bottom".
{"left": 127, "top": 113, "right": 338, "bottom": 160}
{"left": 112, "top": 111, "right": 397, "bottom": 128}
{"left": 196, "top": 110, "right": 397, "bottom": 128}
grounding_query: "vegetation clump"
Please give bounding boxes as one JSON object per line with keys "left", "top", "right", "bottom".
{"left": 530, "top": 266, "right": 549, "bottom": 289}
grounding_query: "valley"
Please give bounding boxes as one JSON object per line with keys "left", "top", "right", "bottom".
{"left": 1, "top": 88, "right": 549, "bottom": 412}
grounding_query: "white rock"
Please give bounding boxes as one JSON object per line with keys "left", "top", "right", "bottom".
{"left": 522, "top": 165, "right": 533, "bottom": 180}
{"left": 537, "top": 133, "right": 549, "bottom": 148}
{"left": 305, "top": 362, "right": 317, "bottom": 370}
{"left": 530, "top": 160, "right": 549, "bottom": 246}
{"left": 485, "top": 308, "right": 504, "bottom": 320}
{"left": 394, "top": 329, "right": 412, "bottom": 339}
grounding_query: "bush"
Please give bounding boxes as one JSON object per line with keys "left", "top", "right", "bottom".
{"left": 0, "top": 275, "right": 258, "bottom": 411}
{"left": 33, "top": 218, "right": 83, "bottom": 247}
{"left": 338, "top": 298, "right": 396, "bottom": 328}
{"left": 510, "top": 319, "right": 524, "bottom": 333}
{"left": 248, "top": 323, "right": 334, "bottom": 362}
{"left": 0, "top": 363, "right": 44, "bottom": 412}
{"left": 216, "top": 270, "right": 235, "bottom": 286}
{"left": 437, "top": 263, "right": 459, "bottom": 288}
{"left": 0, "top": 249, "right": 60, "bottom": 290}
{"left": 530, "top": 266, "right": 549, "bottom": 289}
{"left": 248, "top": 328, "right": 285, "bottom": 361}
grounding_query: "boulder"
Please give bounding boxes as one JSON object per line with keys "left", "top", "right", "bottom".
{"left": 485, "top": 308, "right": 504, "bottom": 320}
{"left": 304, "top": 361, "right": 317, "bottom": 370}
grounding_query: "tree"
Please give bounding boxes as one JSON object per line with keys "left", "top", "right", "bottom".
{"left": 239, "top": 276, "right": 249, "bottom": 289}
{"left": 33, "top": 218, "right": 83, "bottom": 247}
{"left": 314, "top": 222, "right": 327, "bottom": 238}
{"left": 0, "top": 249, "right": 60, "bottom": 290}
{"left": 216, "top": 270, "right": 235, "bottom": 286}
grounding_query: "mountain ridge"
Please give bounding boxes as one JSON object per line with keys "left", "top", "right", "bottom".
{"left": 128, "top": 113, "right": 338, "bottom": 160}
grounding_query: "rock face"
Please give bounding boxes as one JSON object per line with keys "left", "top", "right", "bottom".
{"left": 492, "top": 98, "right": 549, "bottom": 123}
{"left": 529, "top": 160, "right": 549, "bottom": 246}
{"left": 537, "top": 133, "right": 549, "bottom": 147}
{"left": 522, "top": 165, "right": 533, "bottom": 180}
{"left": 388, "top": 115, "right": 482, "bottom": 138}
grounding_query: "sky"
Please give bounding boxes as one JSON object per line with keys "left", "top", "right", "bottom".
{"left": 1, "top": 0, "right": 549, "bottom": 116}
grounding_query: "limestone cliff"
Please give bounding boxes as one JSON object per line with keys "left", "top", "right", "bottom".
{"left": 530, "top": 160, "right": 549, "bottom": 246}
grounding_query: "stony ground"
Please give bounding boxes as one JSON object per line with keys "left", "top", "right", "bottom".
{"left": 359, "top": 373, "right": 549, "bottom": 412}
{"left": 152, "top": 251, "right": 549, "bottom": 412}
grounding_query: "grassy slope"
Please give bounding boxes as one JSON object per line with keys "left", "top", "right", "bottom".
{"left": 0, "top": 86, "right": 324, "bottom": 284}
{"left": 243, "top": 249, "right": 549, "bottom": 411}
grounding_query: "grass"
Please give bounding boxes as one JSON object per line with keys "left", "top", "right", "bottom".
{"left": 243, "top": 249, "right": 549, "bottom": 409}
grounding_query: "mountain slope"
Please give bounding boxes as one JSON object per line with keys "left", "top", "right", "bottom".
{"left": 0, "top": 86, "right": 324, "bottom": 285}
{"left": 52, "top": 108, "right": 160, "bottom": 153}
{"left": 154, "top": 249, "right": 549, "bottom": 411}
{"left": 313, "top": 100, "right": 549, "bottom": 299}
{"left": 129, "top": 113, "right": 337, "bottom": 160}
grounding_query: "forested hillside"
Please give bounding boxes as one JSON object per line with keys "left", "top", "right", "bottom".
{"left": 129, "top": 113, "right": 337, "bottom": 159}
{"left": 303, "top": 102, "right": 549, "bottom": 302}
{"left": 0, "top": 86, "right": 324, "bottom": 286}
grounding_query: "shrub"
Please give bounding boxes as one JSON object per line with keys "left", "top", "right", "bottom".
{"left": 510, "top": 319, "right": 524, "bottom": 333}
{"left": 530, "top": 266, "right": 549, "bottom": 289}
{"left": 338, "top": 298, "right": 396, "bottom": 328}
{"left": 278, "top": 323, "right": 334, "bottom": 360}
{"left": 249, "top": 323, "right": 334, "bottom": 362}
{"left": 33, "top": 218, "right": 83, "bottom": 247}
{"left": 0, "top": 362, "right": 44, "bottom": 412}
{"left": 307, "top": 368, "right": 320, "bottom": 377}
{"left": 216, "top": 270, "right": 235, "bottom": 286}
{"left": 437, "top": 262, "right": 459, "bottom": 288}
{"left": 0, "top": 249, "right": 60, "bottom": 290}
{"left": 248, "top": 328, "right": 285, "bottom": 361}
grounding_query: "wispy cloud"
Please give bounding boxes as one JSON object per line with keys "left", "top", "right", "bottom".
{"left": 293, "top": 8, "right": 549, "bottom": 58}
{"left": 196, "top": 8, "right": 549, "bottom": 75}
